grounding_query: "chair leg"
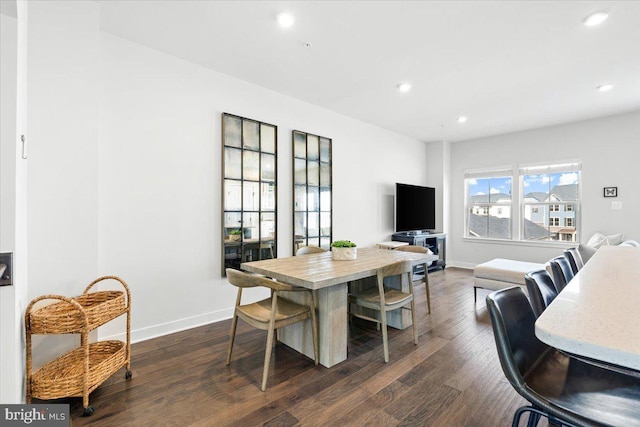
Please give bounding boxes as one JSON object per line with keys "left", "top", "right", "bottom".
{"left": 380, "top": 308, "right": 389, "bottom": 363}
{"left": 262, "top": 323, "right": 276, "bottom": 391}
{"left": 512, "top": 406, "right": 541, "bottom": 427}
{"left": 410, "top": 297, "right": 418, "bottom": 345}
{"left": 512, "top": 407, "right": 525, "bottom": 427}
{"left": 226, "top": 313, "right": 239, "bottom": 365}
{"left": 474, "top": 286, "right": 477, "bottom": 303}
{"left": 424, "top": 273, "right": 431, "bottom": 314}
{"left": 309, "top": 291, "right": 319, "bottom": 366}
{"left": 526, "top": 411, "right": 541, "bottom": 427}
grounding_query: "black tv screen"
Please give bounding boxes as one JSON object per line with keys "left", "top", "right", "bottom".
{"left": 395, "top": 183, "right": 436, "bottom": 232}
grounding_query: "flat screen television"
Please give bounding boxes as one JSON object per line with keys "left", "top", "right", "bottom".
{"left": 395, "top": 183, "right": 436, "bottom": 233}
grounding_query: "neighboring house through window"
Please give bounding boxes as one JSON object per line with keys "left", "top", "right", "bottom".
{"left": 465, "top": 168, "right": 513, "bottom": 239}
{"left": 465, "top": 161, "right": 581, "bottom": 242}
{"left": 521, "top": 162, "right": 580, "bottom": 242}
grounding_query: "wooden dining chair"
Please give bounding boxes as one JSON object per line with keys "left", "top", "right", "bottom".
{"left": 225, "top": 268, "right": 318, "bottom": 391}
{"left": 295, "top": 246, "right": 327, "bottom": 256}
{"left": 348, "top": 260, "right": 418, "bottom": 362}
{"left": 395, "top": 245, "right": 431, "bottom": 314}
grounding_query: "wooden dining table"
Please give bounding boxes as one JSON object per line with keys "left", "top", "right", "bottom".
{"left": 535, "top": 245, "right": 640, "bottom": 371}
{"left": 241, "top": 247, "right": 432, "bottom": 367}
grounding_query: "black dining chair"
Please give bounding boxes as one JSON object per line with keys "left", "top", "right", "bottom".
{"left": 563, "top": 248, "right": 584, "bottom": 275}
{"left": 549, "top": 256, "right": 574, "bottom": 292}
{"left": 524, "top": 269, "right": 558, "bottom": 318}
{"left": 486, "top": 286, "right": 640, "bottom": 427}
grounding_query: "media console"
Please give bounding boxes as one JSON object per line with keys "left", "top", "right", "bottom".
{"left": 392, "top": 232, "right": 446, "bottom": 271}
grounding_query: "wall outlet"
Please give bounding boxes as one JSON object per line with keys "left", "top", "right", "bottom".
{"left": 611, "top": 201, "right": 622, "bottom": 210}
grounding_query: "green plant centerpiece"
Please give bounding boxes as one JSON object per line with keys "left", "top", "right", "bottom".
{"left": 229, "top": 229, "right": 242, "bottom": 241}
{"left": 331, "top": 240, "right": 357, "bottom": 261}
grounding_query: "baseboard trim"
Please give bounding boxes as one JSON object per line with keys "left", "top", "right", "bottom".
{"left": 99, "top": 307, "right": 234, "bottom": 344}
{"left": 446, "top": 261, "right": 475, "bottom": 270}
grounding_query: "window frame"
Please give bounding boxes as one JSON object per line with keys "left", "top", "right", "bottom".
{"left": 520, "top": 161, "right": 581, "bottom": 244}
{"left": 464, "top": 167, "right": 514, "bottom": 241}
{"left": 464, "top": 161, "right": 581, "bottom": 245}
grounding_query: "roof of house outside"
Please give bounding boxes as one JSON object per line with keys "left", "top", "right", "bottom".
{"left": 549, "top": 184, "right": 578, "bottom": 202}
{"left": 468, "top": 213, "right": 551, "bottom": 240}
{"left": 524, "top": 192, "right": 548, "bottom": 202}
{"left": 469, "top": 184, "right": 578, "bottom": 204}
{"left": 469, "top": 193, "right": 511, "bottom": 203}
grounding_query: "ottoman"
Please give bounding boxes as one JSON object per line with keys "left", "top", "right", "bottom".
{"left": 473, "top": 258, "right": 547, "bottom": 302}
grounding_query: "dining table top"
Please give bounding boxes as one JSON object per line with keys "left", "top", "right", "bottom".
{"left": 241, "top": 247, "right": 432, "bottom": 290}
{"left": 535, "top": 245, "right": 640, "bottom": 371}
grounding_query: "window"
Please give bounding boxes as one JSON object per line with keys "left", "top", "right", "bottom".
{"left": 465, "top": 169, "right": 512, "bottom": 239}
{"left": 521, "top": 162, "right": 580, "bottom": 242}
{"left": 465, "top": 161, "right": 581, "bottom": 243}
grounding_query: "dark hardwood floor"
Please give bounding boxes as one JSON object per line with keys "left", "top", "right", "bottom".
{"left": 58, "top": 267, "right": 544, "bottom": 426}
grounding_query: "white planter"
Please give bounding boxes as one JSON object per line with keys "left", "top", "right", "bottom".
{"left": 332, "top": 247, "right": 357, "bottom": 261}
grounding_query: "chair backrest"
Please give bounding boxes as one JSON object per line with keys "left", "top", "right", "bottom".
{"left": 486, "top": 287, "right": 549, "bottom": 394}
{"left": 549, "top": 256, "right": 574, "bottom": 292}
{"left": 296, "top": 246, "right": 328, "bottom": 256}
{"left": 395, "top": 245, "right": 427, "bottom": 254}
{"left": 226, "top": 268, "right": 293, "bottom": 292}
{"left": 525, "top": 269, "right": 558, "bottom": 318}
{"left": 377, "top": 260, "right": 413, "bottom": 283}
{"left": 563, "top": 247, "right": 584, "bottom": 275}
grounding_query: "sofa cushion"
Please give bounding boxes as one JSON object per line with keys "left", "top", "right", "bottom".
{"left": 578, "top": 244, "right": 598, "bottom": 263}
{"left": 586, "top": 232, "right": 624, "bottom": 248}
{"left": 474, "top": 258, "right": 547, "bottom": 286}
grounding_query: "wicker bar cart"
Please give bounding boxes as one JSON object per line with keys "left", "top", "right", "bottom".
{"left": 25, "top": 276, "right": 132, "bottom": 416}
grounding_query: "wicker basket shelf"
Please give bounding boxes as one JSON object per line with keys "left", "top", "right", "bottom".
{"left": 25, "top": 276, "right": 132, "bottom": 417}
{"left": 31, "top": 340, "right": 126, "bottom": 400}
{"left": 29, "top": 291, "right": 127, "bottom": 334}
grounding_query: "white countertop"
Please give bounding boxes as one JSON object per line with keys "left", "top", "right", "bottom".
{"left": 535, "top": 245, "right": 640, "bottom": 371}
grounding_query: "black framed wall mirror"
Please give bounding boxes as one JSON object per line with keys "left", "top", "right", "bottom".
{"left": 293, "top": 130, "right": 332, "bottom": 254}
{"left": 222, "top": 113, "right": 277, "bottom": 274}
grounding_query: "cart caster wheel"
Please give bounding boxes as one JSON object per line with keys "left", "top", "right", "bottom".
{"left": 82, "top": 406, "right": 94, "bottom": 417}
{"left": 125, "top": 370, "right": 133, "bottom": 379}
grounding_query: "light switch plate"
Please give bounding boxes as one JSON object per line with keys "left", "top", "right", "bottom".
{"left": 611, "top": 201, "right": 622, "bottom": 210}
{"left": 0, "top": 252, "right": 12, "bottom": 286}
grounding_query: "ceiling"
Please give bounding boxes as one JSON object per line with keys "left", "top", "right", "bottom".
{"left": 10, "top": 1, "right": 640, "bottom": 142}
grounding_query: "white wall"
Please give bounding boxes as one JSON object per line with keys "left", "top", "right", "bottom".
{"left": 447, "top": 111, "right": 640, "bottom": 268}
{"left": 424, "top": 141, "right": 451, "bottom": 234}
{"left": 1, "top": 16, "right": 17, "bottom": 248}
{"left": 0, "top": 12, "right": 20, "bottom": 403}
{"left": 97, "top": 32, "right": 430, "bottom": 341}
{"left": 26, "top": 0, "right": 100, "bottom": 366}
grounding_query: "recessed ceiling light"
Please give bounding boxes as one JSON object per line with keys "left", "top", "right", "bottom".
{"left": 597, "top": 83, "right": 614, "bottom": 92}
{"left": 277, "top": 12, "right": 295, "bottom": 28}
{"left": 457, "top": 116, "right": 468, "bottom": 123}
{"left": 583, "top": 11, "right": 608, "bottom": 26}
{"left": 397, "top": 83, "right": 412, "bottom": 92}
